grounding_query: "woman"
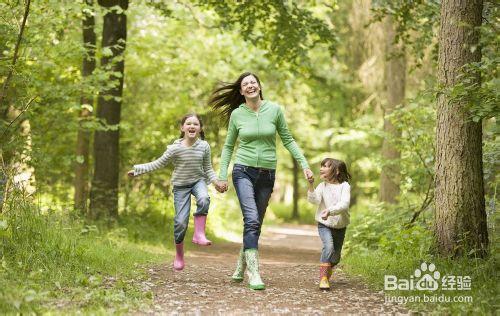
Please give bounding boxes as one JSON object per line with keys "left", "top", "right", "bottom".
{"left": 209, "top": 72, "right": 314, "bottom": 290}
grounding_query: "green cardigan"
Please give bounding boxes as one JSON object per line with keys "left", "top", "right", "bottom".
{"left": 218, "top": 100, "right": 309, "bottom": 180}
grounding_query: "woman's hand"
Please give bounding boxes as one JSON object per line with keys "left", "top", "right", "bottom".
{"left": 303, "top": 168, "right": 314, "bottom": 183}
{"left": 127, "top": 170, "right": 135, "bottom": 178}
{"left": 216, "top": 180, "right": 228, "bottom": 193}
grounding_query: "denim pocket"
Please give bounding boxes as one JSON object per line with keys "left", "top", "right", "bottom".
{"left": 233, "top": 164, "right": 246, "bottom": 173}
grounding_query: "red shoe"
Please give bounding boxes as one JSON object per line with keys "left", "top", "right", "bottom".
{"left": 319, "top": 263, "right": 331, "bottom": 290}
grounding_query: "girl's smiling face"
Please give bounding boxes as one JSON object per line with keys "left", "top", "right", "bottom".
{"left": 181, "top": 116, "right": 201, "bottom": 140}
{"left": 240, "top": 75, "right": 261, "bottom": 99}
{"left": 319, "top": 161, "right": 334, "bottom": 181}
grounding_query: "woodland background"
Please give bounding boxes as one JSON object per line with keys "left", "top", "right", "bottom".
{"left": 0, "top": 0, "right": 498, "bottom": 313}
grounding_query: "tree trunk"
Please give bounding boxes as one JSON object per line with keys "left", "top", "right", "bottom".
{"left": 435, "top": 0, "right": 488, "bottom": 257}
{"left": 380, "top": 16, "right": 405, "bottom": 204}
{"left": 89, "top": 0, "right": 128, "bottom": 220}
{"left": 74, "top": 0, "right": 97, "bottom": 213}
{"left": 292, "top": 158, "right": 299, "bottom": 219}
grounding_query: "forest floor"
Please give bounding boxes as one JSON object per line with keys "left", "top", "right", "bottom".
{"left": 134, "top": 225, "right": 411, "bottom": 315}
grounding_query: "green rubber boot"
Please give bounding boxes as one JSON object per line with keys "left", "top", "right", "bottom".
{"left": 244, "top": 248, "right": 265, "bottom": 290}
{"left": 231, "top": 246, "right": 246, "bottom": 282}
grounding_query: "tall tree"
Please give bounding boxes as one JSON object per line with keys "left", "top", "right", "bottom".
{"left": 74, "top": 0, "right": 97, "bottom": 213}
{"left": 380, "top": 16, "right": 405, "bottom": 204}
{"left": 89, "top": 0, "right": 128, "bottom": 220}
{"left": 435, "top": 0, "right": 488, "bottom": 257}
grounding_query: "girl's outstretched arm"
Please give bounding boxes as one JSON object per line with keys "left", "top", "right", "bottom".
{"left": 132, "top": 145, "right": 174, "bottom": 176}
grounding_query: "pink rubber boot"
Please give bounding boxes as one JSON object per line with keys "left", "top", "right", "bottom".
{"left": 192, "top": 215, "right": 212, "bottom": 246}
{"left": 173, "top": 243, "right": 184, "bottom": 271}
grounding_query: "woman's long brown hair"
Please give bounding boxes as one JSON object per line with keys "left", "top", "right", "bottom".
{"left": 208, "top": 72, "right": 264, "bottom": 124}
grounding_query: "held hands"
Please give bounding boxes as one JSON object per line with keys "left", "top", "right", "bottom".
{"left": 304, "top": 168, "right": 314, "bottom": 184}
{"left": 214, "top": 180, "right": 228, "bottom": 193}
{"left": 320, "top": 209, "right": 329, "bottom": 220}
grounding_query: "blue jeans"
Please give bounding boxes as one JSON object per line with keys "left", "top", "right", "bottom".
{"left": 318, "top": 223, "right": 346, "bottom": 266}
{"left": 232, "top": 164, "right": 275, "bottom": 250}
{"left": 172, "top": 179, "right": 210, "bottom": 244}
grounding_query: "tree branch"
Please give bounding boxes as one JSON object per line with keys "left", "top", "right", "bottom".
{"left": 407, "top": 177, "right": 434, "bottom": 226}
{"left": 0, "top": 96, "right": 35, "bottom": 141}
{"left": 408, "top": 134, "right": 434, "bottom": 180}
{"left": 404, "top": 133, "right": 435, "bottom": 225}
{"left": 1, "top": 0, "right": 31, "bottom": 116}
{"left": 177, "top": 0, "right": 219, "bottom": 29}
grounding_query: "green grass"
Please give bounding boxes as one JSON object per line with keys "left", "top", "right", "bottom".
{"left": 340, "top": 200, "right": 499, "bottom": 314}
{"left": 2, "top": 191, "right": 496, "bottom": 314}
{"left": 0, "top": 190, "right": 230, "bottom": 314}
{"left": 343, "top": 250, "right": 498, "bottom": 314}
{"left": 266, "top": 200, "right": 317, "bottom": 225}
{"left": 0, "top": 198, "right": 168, "bottom": 314}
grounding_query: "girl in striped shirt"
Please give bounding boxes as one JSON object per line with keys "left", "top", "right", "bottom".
{"left": 128, "top": 113, "right": 224, "bottom": 271}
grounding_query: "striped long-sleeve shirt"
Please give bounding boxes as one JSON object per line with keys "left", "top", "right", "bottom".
{"left": 133, "top": 138, "right": 218, "bottom": 186}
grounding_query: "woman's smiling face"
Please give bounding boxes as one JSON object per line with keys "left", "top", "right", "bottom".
{"left": 240, "top": 75, "right": 261, "bottom": 99}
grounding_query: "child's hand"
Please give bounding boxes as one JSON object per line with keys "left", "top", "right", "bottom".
{"left": 214, "top": 180, "right": 228, "bottom": 193}
{"left": 127, "top": 170, "right": 135, "bottom": 178}
{"left": 303, "top": 168, "right": 314, "bottom": 183}
{"left": 220, "top": 181, "right": 228, "bottom": 192}
{"left": 320, "top": 209, "right": 329, "bottom": 220}
{"left": 308, "top": 176, "right": 314, "bottom": 184}
{"left": 214, "top": 182, "right": 223, "bottom": 193}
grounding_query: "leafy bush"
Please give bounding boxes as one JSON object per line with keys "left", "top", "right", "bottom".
{"left": 0, "top": 196, "right": 164, "bottom": 314}
{"left": 342, "top": 197, "right": 498, "bottom": 314}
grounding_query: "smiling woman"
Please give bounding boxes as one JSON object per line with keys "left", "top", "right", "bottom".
{"left": 208, "top": 72, "right": 314, "bottom": 290}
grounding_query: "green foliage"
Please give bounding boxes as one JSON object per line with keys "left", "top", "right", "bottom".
{"left": 343, "top": 200, "right": 498, "bottom": 314}
{"left": 372, "top": 1, "right": 498, "bottom": 122}
{"left": 389, "top": 90, "right": 436, "bottom": 214}
{"left": 267, "top": 201, "right": 317, "bottom": 225}
{"left": 1, "top": 0, "right": 89, "bottom": 196}
{"left": 344, "top": 250, "right": 498, "bottom": 314}
{"left": 196, "top": 0, "right": 337, "bottom": 67}
{"left": 0, "top": 195, "right": 165, "bottom": 314}
{"left": 451, "top": 2, "right": 499, "bottom": 122}
{"left": 1, "top": 0, "right": 497, "bottom": 313}
{"left": 371, "top": 0, "right": 440, "bottom": 65}
{"left": 344, "top": 202, "right": 433, "bottom": 257}
{"left": 118, "top": 188, "right": 174, "bottom": 245}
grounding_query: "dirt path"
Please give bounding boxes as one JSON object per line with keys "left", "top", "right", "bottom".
{"left": 137, "top": 225, "right": 409, "bottom": 315}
